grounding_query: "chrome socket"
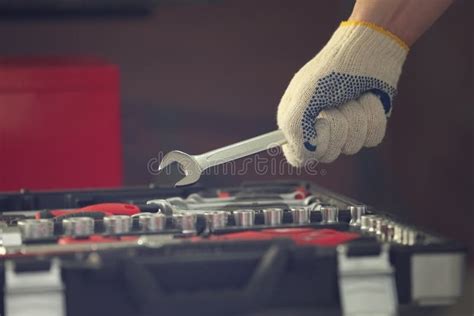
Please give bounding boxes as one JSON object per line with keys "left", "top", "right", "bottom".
{"left": 349, "top": 205, "right": 366, "bottom": 226}
{"left": 402, "top": 227, "right": 417, "bottom": 246}
{"left": 290, "top": 208, "right": 310, "bottom": 224}
{"left": 233, "top": 209, "right": 255, "bottom": 227}
{"left": 320, "top": 206, "right": 339, "bottom": 224}
{"left": 17, "top": 219, "right": 54, "bottom": 240}
{"left": 386, "top": 222, "right": 395, "bottom": 242}
{"left": 375, "top": 218, "right": 393, "bottom": 242}
{"left": 360, "top": 215, "right": 374, "bottom": 231}
{"left": 62, "top": 217, "right": 95, "bottom": 237}
{"left": 367, "top": 216, "right": 378, "bottom": 233}
{"left": 173, "top": 213, "right": 197, "bottom": 234}
{"left": 375, "top": 218, "right": 385, "bottom": 236}
{"left": 103, "top": 215, "right": 132, "bottom": 234}
{"left": 262, "top": 208, "right": 283, "bottom": 226}
{"left": 204, "top": 211, "right": 228, "bottom": 230}
{"left": 393, "top": 224, "right": 403, "bottom": 243}
{"left": 138, "top": 213, "right": 166, "bottom": 232}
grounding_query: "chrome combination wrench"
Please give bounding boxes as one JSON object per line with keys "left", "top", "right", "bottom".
{"left": 159, "top": 130, "right": 287, "bottom": 186}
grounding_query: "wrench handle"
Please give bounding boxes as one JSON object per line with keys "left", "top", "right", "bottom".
{"left": 196, "top": 129, "right": 287, "bottom": 170}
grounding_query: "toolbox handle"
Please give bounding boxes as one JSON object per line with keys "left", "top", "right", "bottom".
{"left": 121, "top": 244, "right": 289, "bottom": 315}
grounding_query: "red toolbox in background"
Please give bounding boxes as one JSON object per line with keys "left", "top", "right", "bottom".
{"left": 0, "top": 57, "right": 123, "bottom": 191}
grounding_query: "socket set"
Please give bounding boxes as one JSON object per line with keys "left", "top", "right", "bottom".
{"left": 0, "top": 181, "right": 467, "bottom": 316}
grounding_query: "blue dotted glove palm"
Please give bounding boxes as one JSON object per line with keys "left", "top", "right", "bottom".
{"left": 277, "top": 21, "right": 408, "bottom": 166}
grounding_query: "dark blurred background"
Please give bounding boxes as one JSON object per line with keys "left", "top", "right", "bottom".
{"left": 0, "top": 1, "right": 472, "bottom": 312}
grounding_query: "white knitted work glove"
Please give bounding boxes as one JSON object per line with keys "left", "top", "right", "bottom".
{"left": 277, "top": 21, "right": 408, "bottom": 166}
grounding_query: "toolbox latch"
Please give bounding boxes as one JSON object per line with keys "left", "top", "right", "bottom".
{"left": 4, "top": 259, "right": 65, "bottom": 316}
{"left": 337, "top": 244, "right": 398, "bottom": 316}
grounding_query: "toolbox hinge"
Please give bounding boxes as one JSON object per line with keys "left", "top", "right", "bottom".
{"left": 4, "top": 259, "right": 65, "bottom": 316}
{"left": 337, "top": 244, "right": 398, "bottom": 316}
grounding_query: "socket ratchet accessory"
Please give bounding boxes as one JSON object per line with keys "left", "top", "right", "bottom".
{"left": 360, "top": 215, "right": 375, "bottom": 231}
{"left": 233, "top": 209, "right": 256, "bottom": 227}
{"left": 136, "top": 213, "right": 167, "bottom": 232}
{"left": 173, "top": 213, "right": 197, "bottom": 234}
{"left": 203, "top": 211, "right": 228, "bottom": 230}
{"left": 348, "top": 205, "right": 366, "bottom": 226}
{"left": 17, "top": 219, "right": 54, "bottom": 240}
{"left": 384, "top": 222, "right": 395, "bottom": 242}
{"left": 367, "top": 216, "right": 378, "bottom": 233}
{"left": 62, "top": 217, "right": 95, "bottom": 237}
{"left": 320, "top": 206, "right": 339, "bottom": 224}
{"left": 290, "top": 208, "right": 310, "bottom": 224}
{"left": 262, "top": 208, "right": 284, "bottom": 226}
{"left": 158, "top": 130, "right": 286, "bottom": 186}
{"left": 103, "top": 215, "right": 132, "bottom": 234}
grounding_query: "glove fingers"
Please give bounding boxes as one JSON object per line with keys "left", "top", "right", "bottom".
{"left": 339, "top": 100, "right": 368, "bottom": 155}
{"left": 277, "top": 83, "right": 295, "bottom": 121}
{"left": 280, "top": 144, "right": 299, "bottom": 167}
{"left": 281, "top": 118, "right": 329, "bottom": 167}
{"left": 280, "top": 93, "right": 386, "bottom": 165}
{"left": 318, "top": 108, "right": 348, "bottom": 163}
{"left": 277, "top": 64, "right": 317, "bottom": 122}
{"left": 359, "top": 93, "right": 387, "bottom": 147}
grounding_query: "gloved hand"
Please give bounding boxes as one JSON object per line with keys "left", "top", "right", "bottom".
{"left": 277, "top": 21, "right": 408, "bottom": 166}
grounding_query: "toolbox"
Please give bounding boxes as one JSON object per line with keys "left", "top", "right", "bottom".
{"left": 0, "top": 180, "right": 467, "bottom": 316}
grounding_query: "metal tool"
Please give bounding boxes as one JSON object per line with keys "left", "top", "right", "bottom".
{"left": 158, "top": 130, "right": 286, "bottom": 186}
{"left": 62, "top": 217, "right": 95, "bottom": 237}
{"left": 185, "top": 191, "right": 313, "bottom": 204}
{"left": 233, "top": 209, "right": 255, "bottom": 227}
{"left": 320, "top": 206, "right": 339, "bottom": 224}
{"left": 173, "top": 213, "right": 197, "bottom": 234}
{"left": 368, "top": 217, "right": 378, "bottom": 233}
{"left": 137, "top": 213, "right": 167, "bottom": 232}
{"left": 204, "top": 211, "right": 228, "bottom": 230}
{"left": 401, "top": 227, "right": 417, "bottom": 246}
{"left": 103, "top": 215, "right": 132, "bottom": 234}
{"left": 375, "top": 218, "right": 385, "bottom": 236}
{"left": 349, "top": 205, "right": 366, "bottom": 226}
{"left": 262, "top": 208, "right": 283, "bottom": 226}
{"left": 385, "top": 222, "right": 395, "bottom": 242}
{"left": 167, "top": 195, "right": 319, "bottom": 207}
{"left": 147, "top": 196, "right": 320, "bottom": 214}
{"left": 393, "top": 224, "right": 403, "bottom": 243}
{"left": 17, "top": 219, "right": 54, "bottom": 240}
{"left": 290, "top": 208, "right": 310, "bottom": 224}
{"left": 360, "top": 215, "right": 375, "bottom": 231}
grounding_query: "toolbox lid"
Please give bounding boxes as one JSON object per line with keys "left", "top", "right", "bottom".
{"left": 0, "top": 56, "right": 118, "bottom": 92}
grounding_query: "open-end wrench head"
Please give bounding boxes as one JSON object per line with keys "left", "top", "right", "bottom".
{"left": 158, "top": 150, "right": 203, "bottom": 187}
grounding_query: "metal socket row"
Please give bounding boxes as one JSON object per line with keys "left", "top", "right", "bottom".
{"left": 17, "top": 213, "right": 169, "bottom": 240}
{"left": 17, "top": 204, "right": 365, "bottom": 240}
{"left": 233, "top": 208, "right": 287, "bottom": 227}
{"left": 360, "top": 215, "right": 419, "bottom": 245}
{"left": 18, "top": 219, "right": 54, "bottom": 240}
{"left": 232, "top": 206, "right": 337, "bottom": 227}
{"left": 174, "top": 206, "right": 324, "bottom": 229}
